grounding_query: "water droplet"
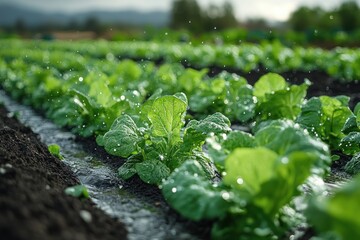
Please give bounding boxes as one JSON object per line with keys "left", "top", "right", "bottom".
{"left": 221, "top": 192, "right": 230, "bottom": 200}
{"left": 78, "top": 77, "right": 83, "bottom": 82}
{"left": 281, "top": 157, "right": 289, "bottom": 164}
{"left": 237, "top": 178, "right": 244, "bottom": 185}
{"left": 172, "top": 187, "right": 177, "bottom": 193}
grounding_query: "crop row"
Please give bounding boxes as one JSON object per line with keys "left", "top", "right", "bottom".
{"left": 2, "top": 40, "right": 360, "bottom": 81}
{"left": 0, "top": 45, "right": 360, "bottom": 239}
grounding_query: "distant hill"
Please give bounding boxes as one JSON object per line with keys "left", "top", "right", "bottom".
{"left": 0, "top": 4, "right": 170, "bottom": 27}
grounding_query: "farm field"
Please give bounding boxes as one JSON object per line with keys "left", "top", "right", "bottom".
{"left": 1, "top": 39, "right": 360, "bottom": 240}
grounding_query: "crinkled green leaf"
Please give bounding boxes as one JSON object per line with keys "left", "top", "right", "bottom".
{"left": 207, "top": 131, "right": 255, "bottom": 170}
{"left": 189, "top": 112, "right": 231, "bottom": 135}
{"left": 182, "top": 112, "right": 231, "bottom": 152}
{"left": 162, "top": 160, "right": 231, "bottom": 221}
{"left": 135, "top": 160, "right": 170, "bottom": 185}
{"left": 103, "top": 114, "right": 143, "bottom": 157}
{"left": 339, "top": 132, "right": 360, "bottom": 155}
{"left": 148, "top": 95, "right": 187, "bottom": 143}
{"left": 223, "top": 77, "right": 255, "bottom": 122}
{"left": 297, "top": 96, "right": 353, "bottom": 149}
{"left": 255, "top": 120, "right": 331, "bottom": 176}
{"left": 296, "top": 97, "right": 323, "bottom": 136}
{"left": 344, "top": 153, "right": 360, "bottom": 175}
{"left": 342, "top": 115, "right": 359, "bottom": 134}
{"left": 118, "top": 155, "right": 142, "bottom": 180}
{"left": 223, "top": 131, "right": 256, "bottom": 150}
{"left": 256, "top": 83, "right": 308, "bottom": 120}
{"left": 189, "top": 93, "right": 217, "bottom": 113}
{"left": 232, "top": 85, "right": 256, "bottom": 122}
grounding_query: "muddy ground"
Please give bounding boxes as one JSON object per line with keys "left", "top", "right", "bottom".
{"left": 0, "top": 106, "right": 128, "bottom": 240}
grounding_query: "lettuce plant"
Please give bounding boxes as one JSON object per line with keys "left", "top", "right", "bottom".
{"left": 98, "top": 93, "right": 231, "bottom": 185}
{"left": 162, "top": 120, "right": 331, "bottom": 239}
{"left": 297, "top": 96, "right": 353, "bottom": 147}
{"left": 254, "top": 73, "right": 309, "bottom": 121}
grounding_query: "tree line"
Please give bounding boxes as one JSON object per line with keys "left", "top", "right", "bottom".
{"left": 289, "top": 0, "right": 360, "bottom": 32}
{"left": 171, "top": 0, "right": 360, "bottom": 33}
{"left": 170, "top": 0, "right": 238, "bottom": 32}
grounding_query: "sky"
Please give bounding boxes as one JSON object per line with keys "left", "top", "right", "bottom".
{"left": 1, "top": 0, "right": 360, "bottom": 21}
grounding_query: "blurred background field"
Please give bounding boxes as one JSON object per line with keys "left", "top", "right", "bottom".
{"left": 1, "top": 0, "right": 360, "bottom": 47}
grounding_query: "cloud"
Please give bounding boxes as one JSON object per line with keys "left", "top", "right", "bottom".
{"left": 2, "top": 0, "right": 360, "bottom": 20}
{"left": 3, "top": 0, "right": 171, "bottom": 12}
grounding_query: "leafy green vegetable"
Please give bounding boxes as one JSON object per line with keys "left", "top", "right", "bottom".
{"left": 48, "top": 144, "right": 64, "bottom": 160}
{"left": 253, "top": 73, "right": 309, "bottom": 121}
{"left": 162, "top": 160, "right": 231, "bottom": 221}
{"left": 224, "top": 74, "right": 255, "bottom": 122}
{"left": 207, "top": 130, "right": 255, "bottom": 171}
{"left": 344, "top": 153, "right": 360, "bottom": 175}
{"left": 117, "top": 155, "right": 142, "bottom": 180}
{"left": 224, "top": 147, "right": 315, "bottom": 216}
{"left": 342, "top": 114, "right": 359, "bottom": 134}
{"left": 254, "top": 120, "right": 331, "bottom": 176}
{"left": 65, "top": 185, "right": 89, "bottom": 199}
{"left": 164, "top": 119, "right": 328, "bottom": 239}
{"left": 135, "top": 160, "right": 171, "bottom": 185}
{"left": 178, "top": 68, "right": 207, "bottom": 93}
{"left": 103, "top": 93, "right": 231, "bottom": 185}
{"left": 297, "top": 96, "right": 353, "bottom": 149}
{"left": 306, "top": 175, "right": 360, "bottom": 240}
{"left": 102, "top": 114, "right": 143, "bottom": 157}
{"left": 256, "top": 83, "right": 308, "bottom": 120}
{"left": 224, "top": 147, "right": 278, "bottom": 195}
{"left": 253, "top": 73, "right": 287, "bottom": 101}
{"left": 339, "top": 132, "right": 360, "bottom": 155}
{"left": 148, "top": 95, "right": 187, "bottom": 143}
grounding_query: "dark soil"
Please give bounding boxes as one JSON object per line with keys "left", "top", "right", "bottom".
{"left": 0, "top": 106, "right": 128, "bottom": 240}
